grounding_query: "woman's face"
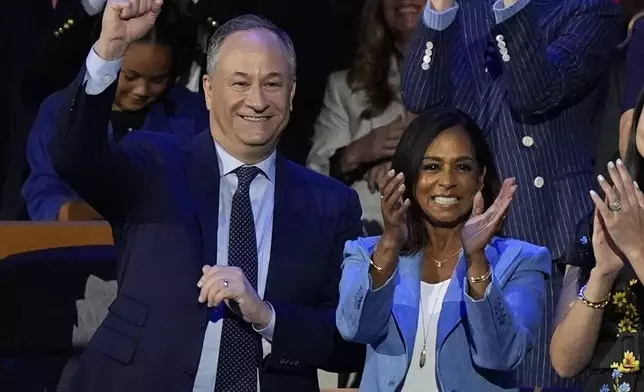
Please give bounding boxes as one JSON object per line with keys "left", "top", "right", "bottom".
{"left": 382, "top": 0, "right": 425, "bottom": 40}
{"left": 414, "top": 126, "right": 485, "bottom": 226}
{"left": 115, "top": 42, "right": 173, "bottom": 112}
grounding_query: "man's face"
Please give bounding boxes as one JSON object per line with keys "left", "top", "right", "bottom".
{"left": 202, "top": 29, "right": 296, "bottom": 162}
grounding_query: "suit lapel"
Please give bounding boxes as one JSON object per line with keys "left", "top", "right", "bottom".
{"left": 187, "top": 131, "right": 221, "bottom": 267}
{"left": 391, "top": 254, "right": 422, "bottom": 360}
{"left": 263, "top": 157, "right": 306, "bottom": 302}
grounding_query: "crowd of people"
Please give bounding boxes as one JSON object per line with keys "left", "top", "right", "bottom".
{"left": 3, "top": 0, "right": 644, "bottom": 391}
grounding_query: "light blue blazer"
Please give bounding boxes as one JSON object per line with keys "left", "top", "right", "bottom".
{"left": 336, "top": 236, "right": 551, "bottom": 392}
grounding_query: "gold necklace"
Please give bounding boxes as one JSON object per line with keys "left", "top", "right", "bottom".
{"left": 418, "top": 281, "right": 450, "bottom": 368}
{"left": 429, "top": 248, "right": 462, "bottom": 268}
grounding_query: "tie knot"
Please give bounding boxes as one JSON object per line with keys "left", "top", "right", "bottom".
{"left": 234, "top": 166, "right": 261, "bottom": 187}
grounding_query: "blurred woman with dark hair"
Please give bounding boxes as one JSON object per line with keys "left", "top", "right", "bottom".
{"left": 307, "top": 0, "right": 423, "bottom": 236}
{"left": 22, "top": 0, "right": 208, "bottom": 221}
{"left": 551, "top": 87, "right": 644, "bottom": 391}
{"left": 336, "top": 108, "right": 551, "bottom": 391}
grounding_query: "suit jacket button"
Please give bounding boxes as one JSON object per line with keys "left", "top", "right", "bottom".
{"left": 200, "top": 322, "right": 207, "bottom": 331}
{"left": 279, "top": 358, "right": 286, "bottom": 364}
{"left": 184, "top": 368, "right": 195, "bottom": 381}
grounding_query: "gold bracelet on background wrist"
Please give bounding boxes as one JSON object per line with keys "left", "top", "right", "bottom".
{"left": 467, "top": 268, "right": 492, "bottom": 284}
{"left": 578, "top": 284, "right": 610, "bottom": 309}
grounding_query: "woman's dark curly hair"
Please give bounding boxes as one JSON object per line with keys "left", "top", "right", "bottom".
{"left": 346, "top": 0, "right": 401, "bottom": 120}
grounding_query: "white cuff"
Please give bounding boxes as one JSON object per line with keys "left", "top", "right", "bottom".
{"left": 84, "top": 46, "right": 123, "bottom": 95}
{"left": 253, "top": 302, "right": 275, "bottom": 341}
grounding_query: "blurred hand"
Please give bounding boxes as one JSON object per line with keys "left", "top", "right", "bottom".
{"left": 95, "top": 0, "right": 164, "bottom": 60}
{"left": 379, "top": 170, "right": 411, "bottom": 248}
{"left": 591, "top": 209, "right": 625, "bottom": 278}
{"left": 591, "top": 160, "right": 644, "bottom": 262}
{"left": 461, "top": 178, "right": 516, "bottom": 255}
{"left": 366, "top": 161, "right": 392, "bottom": 193}
{"left": 197, "top": 265, "right": 272, "bottom": 328}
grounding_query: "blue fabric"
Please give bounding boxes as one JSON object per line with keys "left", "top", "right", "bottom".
{"left": 337, "top": 236, "right": 551, "bottom": 391}
{"left": 22, "top": 85, "right": 209, "bottom": 221}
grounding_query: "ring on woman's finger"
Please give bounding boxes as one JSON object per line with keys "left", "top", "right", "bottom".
{"left": 222, "top": 279, "right": 229, "bottom": 288}
{"left": 379, "top": 193, "right": 384, "bottom": 200}
{"left": 609, "top": 201, "right": 622, "bottom": 212}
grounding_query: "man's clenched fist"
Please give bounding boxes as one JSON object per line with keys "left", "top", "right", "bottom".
{"left": 95, "top": 0, "right": 164, "bottom": 61}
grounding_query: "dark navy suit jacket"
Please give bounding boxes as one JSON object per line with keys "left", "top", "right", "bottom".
{"left": 402, "top": 0, "right": 622, "bottom": 259}
{"left": 51, "top": 72, "right": 365, "bottom": 391}
{"left": 23, "top": 85, "right": 209, "bottom": 221}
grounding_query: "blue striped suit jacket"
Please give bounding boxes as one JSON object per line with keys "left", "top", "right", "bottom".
{"left": 402, "top": 0, "right": 622, "bottom": 259}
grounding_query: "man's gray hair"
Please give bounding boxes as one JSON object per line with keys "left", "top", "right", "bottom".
{"left": 205, "top": 14, "right": 297, "bottom": 80}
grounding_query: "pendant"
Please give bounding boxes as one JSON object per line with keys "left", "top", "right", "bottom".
{"left": 419, "top": 346, "right": 426, "bottom": 368}
{"left": 436, "top": 260, "right": 442, "bottom": 268}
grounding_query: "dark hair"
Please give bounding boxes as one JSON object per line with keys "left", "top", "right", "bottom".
{"left": 205, "top": 14, "right": 297, "bottom": 80}
{"left": 346, "top": 0, "right": 399, "bottom": 120}
{"left": 624, "top": 87, "right": 644, "bottom": 187}
{"left": 92, "top": 1, "right": 199, "bottom": 80}
{"left": 391, "top": 108, "right": 502, "bottom": 254}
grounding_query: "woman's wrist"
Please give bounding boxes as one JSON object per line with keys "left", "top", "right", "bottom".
{"left": 586, "top": 267, "right": 618, "bottom": 301}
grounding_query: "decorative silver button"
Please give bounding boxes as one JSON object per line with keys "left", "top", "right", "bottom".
{"left": 502, "top": 54, "right": 510, "bottom": 62}
{"left": 534, "top": 176, "right": 545, "bottom": 188}
{"left": 498, "top": 41, "right": 506, "bottom": 48}
{"left": 423, "top": 55, "right": 431, "bottom": 63}
{"left": 421, "top": 62, "right": 430, "bottom": 71}
{"left": 499, "top": 47, "right": 508, "bottom": 55}
{"left": 425, "top": 48, "right": 433, "bottom": 56}
{"left": 522, "top": 136, "right": 534, "bottom": 147}
{"left": 496, "top": 34, "right": 505, "bottom": 42}
{"left": 426, "top": 41, "right": 434, "bottom": 49}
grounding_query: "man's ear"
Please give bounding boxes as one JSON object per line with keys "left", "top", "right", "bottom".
{"left": 479, "top": 167, "right": 487, "bottom": 192}
{"left": 202, "top": 74, "right": 212, "bottom": 111}
{"left": 289, "top": 79, "right": 296, "bottom": 111}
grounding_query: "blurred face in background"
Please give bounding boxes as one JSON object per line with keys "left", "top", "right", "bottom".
{"left": 382, "top": 0, "right": 425, "bottom": 42}
{"left": 114, "top": 42, "right": 173, "bottom": 112}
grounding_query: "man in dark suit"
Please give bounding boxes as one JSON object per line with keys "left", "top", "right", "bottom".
{"left": 401, "top": 0, "right": 622, "bottom": 388}
{"left": 52, "top": 1, "right": 364, "bottom": 391}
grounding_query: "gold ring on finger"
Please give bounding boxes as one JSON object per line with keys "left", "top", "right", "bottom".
{"left": 609, "top": 201, "right": 622, "bottom": 212}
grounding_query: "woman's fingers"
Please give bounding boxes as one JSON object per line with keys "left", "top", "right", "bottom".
{"left": 616, "top": 159, "right": 638, "bottom": 209}
{"left": 380, "top": 171, "right": 404, "bottom": 203}
{"left": 590, "top": 190, "right": 610, "bottom": 219}
{"left": 597, "top": 174, "right": 620, "bottom": 212}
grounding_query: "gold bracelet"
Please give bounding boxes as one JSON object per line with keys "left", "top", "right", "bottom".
{"left": 467, "top": 268, "right": 492, "bottom": 284}
{"left": 578, "top": 284, "right": 610, "bottom": 309}
{"left": 370, "top": 246, "right": 396, "bottom": 272}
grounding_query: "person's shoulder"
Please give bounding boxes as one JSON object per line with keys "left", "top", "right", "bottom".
{"left": 493, "top": 236, "right": 550, "bottom": 258}
{"left": 282, "top": 158, "right": 356, "bottom": 197}
{"left": 489, "top": 236, "right": 551, "bottom": 276}
{"left": 166, "top": 85, "right": 207, "bottom": 114}
{"left": 121, "top": 130, "right": 185, "bottom": 158}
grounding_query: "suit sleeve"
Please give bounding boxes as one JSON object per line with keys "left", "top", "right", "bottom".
{"left": 494, "top": 0, "right": 622, "bottom": 115}
{"left": 265, "top": 189, "right": 366, "bottom": 373}
{"left": 51, "top": 51, "right": 150, "bottom": 222}
{"left": 22, "top": 94, "right": 82, "bottom": 221}
{"left": 463, "top": 246, "right": 551, "bottom": 371}
{"left": 401, "top": 2, "right": 460, "bottom": 112}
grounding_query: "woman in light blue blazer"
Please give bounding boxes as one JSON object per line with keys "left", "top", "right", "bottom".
{"left": 336, "top": 108, "right": 551, "bottom": 391}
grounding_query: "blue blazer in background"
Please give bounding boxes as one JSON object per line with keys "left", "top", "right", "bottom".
{"left": 22, "top": 85, "right": 209, "bottom": 221}
{"left": 336, "top": 236, "right": 552, "bottom": 391}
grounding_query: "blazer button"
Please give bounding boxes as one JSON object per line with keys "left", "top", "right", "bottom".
{"left": 279, "top": 358, "right": 286, "bottom": 364}
{"left": 184, "top": 368, "right": 195, "bottom": 381}
{"left": 200, "top": 322, "right": 207, "bottom": 331}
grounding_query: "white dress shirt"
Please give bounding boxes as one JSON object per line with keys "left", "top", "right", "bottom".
{"left": 84, "top": 48, "right": 277, "bottom": 392}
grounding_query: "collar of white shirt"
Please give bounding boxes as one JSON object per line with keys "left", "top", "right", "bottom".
{"left": 213, "top": 141, "right": 276, "bottom": 183}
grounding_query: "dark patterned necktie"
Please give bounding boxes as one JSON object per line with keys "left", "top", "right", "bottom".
{"left": 214, "top": 166, "right": 261, "bottom": 392}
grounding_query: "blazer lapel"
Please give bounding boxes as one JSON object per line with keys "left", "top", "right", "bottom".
{"left": 187, "top": 131, "right": 221, "bottom": 267}
{"left": 436, "top": 254, "right": 467, "bottom": 352}
{"left": 263, "top": 157, "right": 307, "bottom": 302}
{"left": 391, "top": 254, "right": 422, "bottom": 361}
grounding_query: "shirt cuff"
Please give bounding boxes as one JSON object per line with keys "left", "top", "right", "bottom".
{"left": 492, "top": 0, "right": 531, "bottom": 24}
{"left": 253, "top": 302, "right": 275, "bottom": 341}
{"left": 423, "top": 1, "right": 459, "bottom": 32}
{"left": 84, "top": 46, "right": 122, "bottom": 95}
{"left": 81, "top": 0, "right": 107, "bottom": 16}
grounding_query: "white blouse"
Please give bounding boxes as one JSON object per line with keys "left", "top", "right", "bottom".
{"left": 401, "top": 280, "right": 450, "bottom": 392}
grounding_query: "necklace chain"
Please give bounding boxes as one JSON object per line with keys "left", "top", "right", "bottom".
{"left": 418, "top": 281, "right": 450, "bottom": 368}
{"left": 429, "top": 248, "right": 462, "bottom": 268}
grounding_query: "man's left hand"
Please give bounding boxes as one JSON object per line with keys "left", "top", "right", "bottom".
{"left": 197, "top": 265, "right": 272, "bottom": 329}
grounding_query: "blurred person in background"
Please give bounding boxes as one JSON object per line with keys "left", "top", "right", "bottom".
{"left": 22, "top": 0, "right": 207, "bottom": 221}
{"left": 307, "top": 0, "right": 424, "bottom": 237}
{"left": 401, "top": 0, "right": 623, "bottom": 388}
